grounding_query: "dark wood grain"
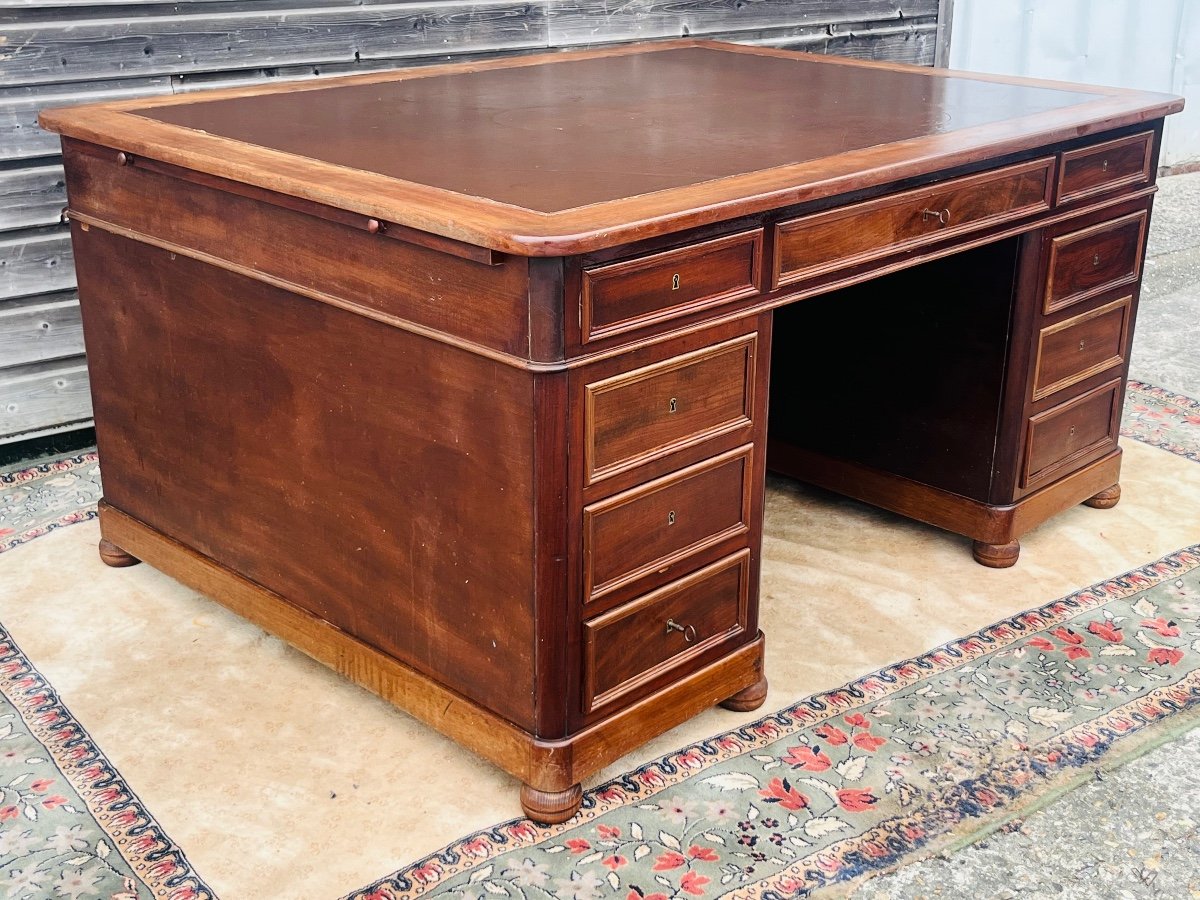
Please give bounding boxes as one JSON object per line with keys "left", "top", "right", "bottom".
{"left": 1032, "top": 296, "right": 1131, "bottom": 401}
{"left": 1043, "top": 210, "right": 1147, "bottom": 314}
{"left": 1057, "top": 130, "right": 1154, "bottom": 205}
{"left": 774, "top": 156, "right": 1053, "bottom": 287}
{"left": 1022, "top": 378, "right": 1122, "bottom": 490}
{"left": 583, "top": 445, "right": 752, "bottom": 604}
{"left": 39, "top": 41, "right": 1183, "bottom": 254}
{"left": 582, "top": 229, "right": 762, "bottom": 345}
{"left": 585, "top": 333, "right": 756, "bottom": 483}
{"left": 583, "top": 550, "right": 750, "bottom": 714}
{"left": 49, "top": 41, "right": 1182, "bottom": 816}
{"left": 72, "top": 223, "right": 543, "bottom": 729}
{"left": 62, "top": 140, "right": 533, "bottom": 359}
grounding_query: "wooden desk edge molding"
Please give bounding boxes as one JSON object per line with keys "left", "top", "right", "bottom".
{"left": 42, "top": 41, "right": 1182, "bottom": 822}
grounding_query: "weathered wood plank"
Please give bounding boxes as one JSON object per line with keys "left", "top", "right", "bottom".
{"left": 0, "top": 291, "right": 83, "bottom": 368}
{"left": 0, "top": 355, "right": 92, "bottom": 440}
{"left": 821, "top": 20, "right": 937, "bottom": 63}
{"left": 0, "top": 2, "right": 551, "bottom": 86}
{"left": 547, "top": 0, "right": 936, "bottom": 46}
{"left": 697, "top": 16, "right": 936, "bottom": 59}
{"left": 2, "top": 77, "right": 172, "bottom": 161}
{"left": 0, "top": 163, "right": 66, "bottom": 232}
{"left": 0, "top": 227, "right": 74, "bottom": 300}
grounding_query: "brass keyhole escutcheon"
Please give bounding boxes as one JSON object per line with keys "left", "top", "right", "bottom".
{"left": 669, "top": 397, "right": 678, "bottom": 414}
{"left": 671, "top": 273, "right": 681, "bottom": 291}
{"left": 666, "top": 619, "right": 697, "bottom": 643}
{"left": 1079, "top": 339, "right": 1086, "bottom": 351}
{"left": 1070, "top": 425, "right": 1077, "bottom": 436}
{"left": 667, "top": 510, "right": 676, "bottom": 526}
{"left": 1101, "top": 159, "right": 1109, "bottom": 171}
{"left": 1093, "top": 254, "right": 1102, "bottom": 268}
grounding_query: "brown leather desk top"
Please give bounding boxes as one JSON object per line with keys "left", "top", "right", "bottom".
{"left": 40, "top": 40, "right": 1183, "bottom": 254}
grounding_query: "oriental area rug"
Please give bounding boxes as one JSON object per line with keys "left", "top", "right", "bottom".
{"left": 0, "top": 380, "right": 1197, "bottom": 900}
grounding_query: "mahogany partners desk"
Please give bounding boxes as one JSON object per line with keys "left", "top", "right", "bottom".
{"left": 41, "top": 41, "right": 1182, "bottom": 823}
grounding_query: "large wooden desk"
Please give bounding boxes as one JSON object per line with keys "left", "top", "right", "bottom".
{"left": 41, "top": 41, "right": 1182, "bottom": 823}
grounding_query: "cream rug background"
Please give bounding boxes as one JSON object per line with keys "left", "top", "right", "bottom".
{"left": 1, "top": 435, "right": 1197, "bottom": 898}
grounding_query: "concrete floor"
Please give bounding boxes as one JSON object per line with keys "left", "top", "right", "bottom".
{"left": 857, "top": 172, "right": 1200, "bottom": 899}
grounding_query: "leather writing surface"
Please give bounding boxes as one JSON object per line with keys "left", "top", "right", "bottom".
{"left": 136, "top": 46, "right": 1097, "bottom": 214}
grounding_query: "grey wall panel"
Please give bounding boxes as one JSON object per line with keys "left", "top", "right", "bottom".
{"left": 0, "top": 291, "right": 84, "bottom": 368}
{"left": 0, "top": 163, "right": 66, "bottom": 232}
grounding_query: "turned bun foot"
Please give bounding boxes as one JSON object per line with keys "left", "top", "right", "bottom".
{"left": 521, "top": 783, "right": 582, "bottom": 825}
{"left": 972, "top": 539, "right": 1020, "bottom": 568}
{"left": 1084, "top": 483, "right": 1122, "bottom": 509}
{"left": 98, "top": 538, "right": 141, "bottom": 568}
{"left": 720, "top": 676, "right": 769, "bottom": 712}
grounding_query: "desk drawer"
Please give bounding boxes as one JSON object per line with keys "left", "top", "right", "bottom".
{"left": 1058, "top": 132, "right": 1154, "bottom": 205}
{"left": 1032, "top": 297, "right": 1131, "bottom": 401}
{"left": 583, "top": 447, "right": 753, "bottom": 603}
{"left": 582, "top": 230, "right": 763, "bottom": 344}
{"left": 583, "top": 550, "right": 750, "bottom": 713}
{"left": 585, "top": 334, "right": 756, "bottom": 483}
{"left": 1022, "top": 379, "right": 1122, "bottom": 489}
{"left": 1044, "top": 210, "right": 1147, "bottom": 315}
{"left": 773, "top": 157, "right": 1054, "bottom": 288}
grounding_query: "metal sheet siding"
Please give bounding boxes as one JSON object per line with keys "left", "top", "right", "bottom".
{"left": 950, "top": 0, "right": 1197, "bottom": 168}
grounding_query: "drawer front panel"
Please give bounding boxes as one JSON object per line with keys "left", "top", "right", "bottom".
{"left": 1044, "top": 211, "right": 1147, "bottom": 314}
{"left": 582, "top": 230, "right": 763, "bottom": 344}
{"left": 583, "top": 550, "right": 749, "bottom": 713}
{"left": 1058, "top": 132, "right": 1154, "bottom": 205}
{"left": 774, "top": 157, "right": 1054, "bottom": 287}
{"left": 1023, "top": 379, "right": 1122, "bottom": 489}
{"left": 1032, "top": 297, "right": 1131, "bottom": 401}
{"left": 586, "top": 334, "right": 755, "bottom": 483}
{"left": 584, "top": 447, "right": 752, "bottom": 603}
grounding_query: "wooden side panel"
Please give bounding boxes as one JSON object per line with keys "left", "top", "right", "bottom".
{"left": 71, "top": 224, "right": 541, "bottom": 729}
{"left": 61, "top": 142, "right": 533, "bottom": 358}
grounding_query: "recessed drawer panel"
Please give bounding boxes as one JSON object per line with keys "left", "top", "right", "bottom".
{"left": 583, "top": 550, "right": 749, "bottom": 713}
{"left": 582, "top": 230, "right": 763, "bottom": 344}
{"left": 1044, "top": 211, "right": 1146, "bottom": 315}
{"left": 584, "top": 446, "right": 753, "bottom": 603}
{"left": 1058, "top": 131, "right": 1154, "bottom": 205}
{"left": 1032, "top": 297, "right": 1131, "bottom": 401}
{"left": 1022, "top": 379, "right": 1122, "bottom": 490}
{"left": 773, "top": 157, "right": 1054, "bottom": 288}
{"left": 585, "top": 334, "right": 755, "bottom": 484}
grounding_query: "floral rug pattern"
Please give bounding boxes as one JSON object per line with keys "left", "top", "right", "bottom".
{"left": 0, "top": 452, "right": 101, "bottom": 555}
{"left": 0, "top": 380, "right": 1197, "bottom": 900}
{"left": 0, "top": 628, "right": 212, "bottom": 899}
{"left": 1122, "top": 381, "right": 1200, "bottom": 463}
{"left": 348, "top": 550, "right": 1200, "bottom": 900}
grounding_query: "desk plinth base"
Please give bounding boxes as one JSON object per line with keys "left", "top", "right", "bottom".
{"left": 768, "top": 443, "right": 1124, "bottom": 567}
{"left": 95, "top": 500, "right": 765, "bottom": 824}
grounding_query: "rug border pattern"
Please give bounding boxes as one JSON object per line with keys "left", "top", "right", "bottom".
{"left": 0, "top": 452, "right": 99, "bottom": 555}
{"left": 347, "top": 545, "right": 1200, "bottom": 899}
{"left": 0, "top": 627, "right": 215, "bottom": 899}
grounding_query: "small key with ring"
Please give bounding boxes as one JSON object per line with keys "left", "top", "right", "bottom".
{"left": 666, "top": 619, "right": 697, "bottom": 643}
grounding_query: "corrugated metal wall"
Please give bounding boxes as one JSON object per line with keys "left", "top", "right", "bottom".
{"left": 950, "top": 0, "right": 1199, "bottom": 168}
{"left": 0, "top": 1, "right": 946, "bottom": 444}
